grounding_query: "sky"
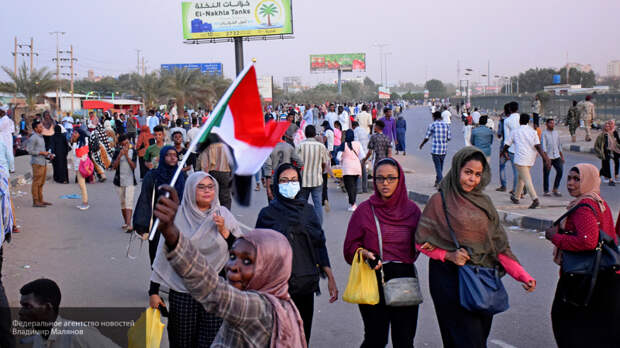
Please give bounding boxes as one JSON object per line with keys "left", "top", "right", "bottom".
{"left": 2, "top": 0, "right": 620, "bottom": 88}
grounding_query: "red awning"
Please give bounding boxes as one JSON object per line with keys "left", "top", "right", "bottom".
{"left": 82, "top": 100, "right": 114, "bottom": 110}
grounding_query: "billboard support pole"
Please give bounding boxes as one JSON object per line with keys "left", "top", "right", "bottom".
{"left": 234, "top": 37, "right": 244, "bottom": 75}
{"left": 337, "top": 69, "right": 342, "bottom": 95}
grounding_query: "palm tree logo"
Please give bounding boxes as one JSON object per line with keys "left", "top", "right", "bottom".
{"left": 258, "top": 2, "right": 278, "bottom": 27}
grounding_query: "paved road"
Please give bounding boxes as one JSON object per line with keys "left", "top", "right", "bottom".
{"left": 5, "top": 164, "right": 562, "bottom": 347}
{"left": 401, "top": 106, "right": 620, "bottom": 211}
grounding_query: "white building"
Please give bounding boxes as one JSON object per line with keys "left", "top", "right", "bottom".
{"left": 607, "top": 60, "right": 620, "bottom": 77}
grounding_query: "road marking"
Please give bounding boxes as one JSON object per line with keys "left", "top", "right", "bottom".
{"left": 490, "top": 339, "right": 518, "bottom": 348}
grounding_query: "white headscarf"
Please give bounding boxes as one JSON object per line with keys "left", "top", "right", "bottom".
{"left": 151, "top": 171, "right": 242, "bottom": 292}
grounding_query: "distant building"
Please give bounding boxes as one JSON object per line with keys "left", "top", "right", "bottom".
{"left": 87, "top": 69, "right": 103, "bottom": 82}
{"left": 565, "top": 63, "right": 592, "bottom": 73}
{"left": 283, "top": 76, "right": 302, "bottom": 94}
{"left": 607, "top": 60, "right": 620, "bottom": 77}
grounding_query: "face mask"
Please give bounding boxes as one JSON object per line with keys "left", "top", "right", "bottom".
{"left": 278, "top": 182, "right": 300, "bottom": 199}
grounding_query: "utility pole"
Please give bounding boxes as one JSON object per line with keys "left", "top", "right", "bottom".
{"left": 372, "top": 43, "right": 388, "bottom": 86}
{"left": 136, "top": 49, "right": 141, "bottom": 75}
{"left": 142, "top": 56, "right": 145, "bottom": 76}
{"left": 70, "top": 46, "right": 76, "bottom": 114}
{"left": 457, "top": 60, "right": 460, "bottom": 95}
{"left": 50, "top": 31, "right": 65, "bottom": 113}
{"left": 12, "top": 37, "right": 38, "bottom": 73}
{"left": 384, "top": 52, "right": 392, "bottom": 89}
{"left": 30, "top": 38, "right": 34, "bottom": 74}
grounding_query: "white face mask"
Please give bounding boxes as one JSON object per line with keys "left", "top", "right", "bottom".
{"left": 278, "top": 182, "right": 300, "bottom": 199}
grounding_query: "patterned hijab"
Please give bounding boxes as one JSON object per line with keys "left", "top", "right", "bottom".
{"left": 416, "top": 147, "right": 517, "bottom": 267}
{"left": 243, "top": 229, "right": 307, "bottom": 348}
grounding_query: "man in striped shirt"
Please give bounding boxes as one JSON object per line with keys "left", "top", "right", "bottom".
{"left": 297, "top": 125, "right": 330, "bottom": 225}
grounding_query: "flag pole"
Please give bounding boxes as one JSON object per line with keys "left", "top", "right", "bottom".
{"left": 148, "top": 63, "right": 255, "bottom": 241}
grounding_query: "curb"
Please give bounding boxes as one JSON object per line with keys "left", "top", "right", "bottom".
{"left": 561, "top": 143, "right": 595, "bottom": 155}
{"left": 408, "top": 190, "right": 553, "bottom": 231}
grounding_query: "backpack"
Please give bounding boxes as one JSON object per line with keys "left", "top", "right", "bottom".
{"left": 281, "top": 210, "right": 320, "bottom": 295}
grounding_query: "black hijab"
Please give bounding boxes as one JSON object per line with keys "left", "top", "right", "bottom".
{"left": 154, "top": 145, "right": 186, "bottom": 198}
{"left": 271, "top": 163, "right": 305, "bottom": 217}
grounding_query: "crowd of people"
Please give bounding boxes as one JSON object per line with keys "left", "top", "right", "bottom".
{"left": 0, "top": 97, "right": 618, "bottom": 348}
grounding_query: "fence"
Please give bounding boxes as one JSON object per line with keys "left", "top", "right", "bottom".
{"left": 453, "top": 94, "right": 620, "bottom": 122}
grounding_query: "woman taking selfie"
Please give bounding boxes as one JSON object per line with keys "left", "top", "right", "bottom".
{"left": 149, "top": 172, "right": 241, "bottom": 347}
{"left": 153, "top": 185, "right": 307, "bottom": 347}
{"left": 343, "top": 157, "right": 422, "bottom": 347}
{"left": 416, "top": 147, "right": 536, "bottom": 348}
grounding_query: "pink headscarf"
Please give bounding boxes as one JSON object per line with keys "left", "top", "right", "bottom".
{"left": 568, "top": 163, "right": 605, "bottom": 212}
{"left": 243, "top": 229, "right": 307, "bottom": 348}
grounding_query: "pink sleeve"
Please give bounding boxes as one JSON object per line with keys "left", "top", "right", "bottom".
{"left": 498, "top": 253, "right": 534, "bottom": 284}
{"left": 415, "top": 244, "right": 446, "bottom": 262}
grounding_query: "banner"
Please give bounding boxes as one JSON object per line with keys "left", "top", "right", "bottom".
{"left": 257, "top": 76, "right": 273, "bottom": 102}
{"left": 310, "top": 53, "right": 366, "bottom": 72}
{"left": 378, "top": 86, "right": 390, "bottom": 100}
{"left": 161, "top": 63, "right": 223, "bottom": 75}
{"left": 182, "top": 0, "right": 293, "bottom": 39}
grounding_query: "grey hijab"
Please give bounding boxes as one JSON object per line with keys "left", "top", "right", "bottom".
{"left": 151, "top": 171, "right": 242, "bottom": 292}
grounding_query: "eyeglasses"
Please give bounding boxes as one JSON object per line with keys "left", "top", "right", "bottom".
{"left": 278, "top": 178, "right": 299, "bottom": 184}
{"left": 196, "top": 184, "right": 216, "bottom": 192}
{"left": 375, "top": 176, "right": 399, "bottom": 184}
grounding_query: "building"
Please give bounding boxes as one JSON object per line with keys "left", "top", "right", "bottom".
{"left": 283, "top": 76, "right": 302, "bottom": 94}
{"left": 565, "top": 63, "right": 592, "bottom": 73}
{"left": 82, "top": 99, "right": 143, "bottom": 114}
{"left": 607, "top": 60, "right": 620, "bottom": 77}
{"left": 43, "top": 92, "right": 89, "bottom": 112}
{"left": 87, "top": 70, "right": 103, "bottom": 82}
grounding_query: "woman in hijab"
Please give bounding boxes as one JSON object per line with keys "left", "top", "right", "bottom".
{"left": 255, "top": 163, "right": 338, "bottom": 344}
{"left": 594, "top": 120, "right": 620, "bottom": 186}
{"left": 133, "top": 145, "right": 187, "bottom": 265}
{"left": 149, "top": 171, "right": 241, "bottom": 347}
{"left": 103, "top": 120, "right": 117, "bottom": 149}
{"left": 136, "top": 125, "right": 153, "bottom": 179}
{"left": 543, "top": 163, "right": 619, "bottom": 347}
{"left": 50, "top": 125, "right": 70, "bottom": 183}
{"left": 343, "top": 157, "right": 422, "bottom": 347}
{"left": 395, "top": 114, "right": 407, "bottom": 155}
{"left": 341, "top": 129, "right": 362, "bottom": 211}
{"left": 41, "top": 110, "right": 56, "bottom": 149}
{"left": 416, "top": 147, "right": 536, "bottom": 347}
{"left": 154, "top": 184, "right": 308, "bottom": 348}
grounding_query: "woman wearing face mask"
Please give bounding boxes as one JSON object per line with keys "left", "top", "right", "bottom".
{"left": 154, "top": 185, "right": 308, "bottom": 347}
{"left": 133, "top": 146, "right": 187, "bottom": 265}
{"left": 416, "top": 147, "right": 536, "bottom": 347}
{"left": 343, "top": 157, "right": 422, "bottom": 347}
{"left": 149, "top": 172, "right": 241, "bottom": 347}
{"left": 543, "top": 163, "right": 620, "bottom": 347}
{"left": 255, "top": 163, "right": 338, "bottom": 344}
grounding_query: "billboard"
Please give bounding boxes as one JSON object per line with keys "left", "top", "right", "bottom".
{"left": 182, "top": 0, "right": 293, "bottom": 40}
{"left": 378, "top": 86, "right": 390, "bottom": 100}
{"left": 257, "top": 76, "right": 273, "bottom": 102}
{"left": 310, "top": 53, "right": 366, "bottom": 72}
{"left": 160, "top": 63, "right": 223, "bottom": 75}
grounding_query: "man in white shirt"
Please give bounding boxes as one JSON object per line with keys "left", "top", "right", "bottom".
{"left": 503, "top": 102, "right": 521, "bottom": 193}
{"left": 337, "top": 105, "right": 350, "bottom": 131}
{"left": 471, "top": 108, "right": 482, "bottom": 125}
{"left": 502, "top": 113, "right": 550, "bottom": 209}
{"left": 541, "top": 118, "right": 564, "bottom": 196}
{"left": 356, "top": 104, "right": 373, "bottom": 134}
{"left": 325, "top": 104, "right": 338, "bottom": 129}
{"left": 186, "top": 117, "right": 201, "bottom": 145}
{"left": 0, "top": 110, "right": 14, "bottom": 158}
{"left": 441, "top": 106, "right": 452, "bottom": 124}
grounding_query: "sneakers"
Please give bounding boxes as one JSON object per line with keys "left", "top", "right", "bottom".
{"left": 347, "top": 204, "right": 357, "bottom": 212}
{"left": 543, "top": 192, "right": 551, "bottom": 197}
{"left": 77, "top": 204, "right": 90, "bottom": 210}
{"left": 552, "top": 191, "right": 562, "bottom": 197}
{"left": 529, "top": 199, "right": 540, "bottom": 209}
{"left": 495, "top": 186, "right": 507, "bottom": 192}
{"left": 610, "top": 180, "right": 616, "bottom": 187}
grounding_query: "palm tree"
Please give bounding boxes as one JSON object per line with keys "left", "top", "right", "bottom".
{"left": 258, "top": 3, "right": 278, "bottom": 26}
{"left": 162, "top": 68, "right": 202, "bottom": 117}
{"left": 0, "top": 63, "right": 55, "bottom": 113}
{"left": 131, "top": 72, "right": 166, "bottom": 109}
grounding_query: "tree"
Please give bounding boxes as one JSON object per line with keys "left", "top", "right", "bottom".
{"left": 258, "top": 3, "right": 278, "bottom": 26}
{"left": 0, "top": 63, "right": 55, "bottom": 113}
{"left": 512, "top": 68, "right": 556, "bottom": 94}
{"left": 557, "top": 67, "right": 595, "bottom": 87}
{"left": 163, "top": 68, "right": 202, "bottom": 116}
{"left": 131, "top": 72, "right": 166, "bottom": 109}
{"left": 424, "top": 79, "right": 447, "bottom": 97}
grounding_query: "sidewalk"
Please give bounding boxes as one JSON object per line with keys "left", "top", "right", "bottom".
{"left": 398, "top": 154, "right": 567, "bottom": 231}
{"left": 555, "top": 124, "right": 600, "bottom": 155}
{"left": 9, "top": 155, "right": 53, "bottom": 188}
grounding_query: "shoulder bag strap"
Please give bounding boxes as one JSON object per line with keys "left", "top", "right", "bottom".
{"left": 439, "top": 189, "right": 461, "bottom": 249}
{"left": 553, "top": 202, "right": 593, "bottom": 226}
{"left": 148, "top": 186, "right": 156, "bottom": 231}
{"left": 370, "top": 205, "right": 386, "bottom": 285}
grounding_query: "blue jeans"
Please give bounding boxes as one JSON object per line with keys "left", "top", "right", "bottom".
{"left": 499, "top": 154, "right": 507, "bottom": 187}
{"left": 254, "top": 171, "right": 261, "bottom": 182}
{"left": 431, "top": 154, "right": 446, "bottom": 184}
{"left": 299, "top": 186, "right": 323, "bottom": 225}
{"left": 508, "top": 152, "right": 518, "bottom": 191}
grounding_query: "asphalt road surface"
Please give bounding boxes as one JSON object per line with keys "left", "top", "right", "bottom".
{"left": 5, "top": 161, "right": 561, "bottom": 347}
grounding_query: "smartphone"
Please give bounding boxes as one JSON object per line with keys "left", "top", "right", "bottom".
{"left": 215, "top": 208, "right": 221, "bottom": 217}
{"left": 366, "top": 256, "right": 381, "bottom": 269}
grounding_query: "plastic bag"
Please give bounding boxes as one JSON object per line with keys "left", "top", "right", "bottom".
{"left": 128, "top": 307, "right": 165, "bottom": 348}
{"left": 343, "top": 248, "right": 380, "bottom": 305}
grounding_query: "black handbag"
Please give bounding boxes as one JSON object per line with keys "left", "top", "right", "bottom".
{"left": 552, "top": 203, "right": 620, "bottom": 306}
{"left": 439, "top": 190, "right": 509, "bottom": 315}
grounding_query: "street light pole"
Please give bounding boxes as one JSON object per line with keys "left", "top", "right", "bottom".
{"left": 384, "top": 52, "right": 392, "bottom": 89}
{"left": 372, "top": 43, "right": 388, "bottom": 86}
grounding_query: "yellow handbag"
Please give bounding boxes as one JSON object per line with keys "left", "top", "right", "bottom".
{"left": 343, "top": 248, "right": 380, "bottom": 305}
{"left": 128, "top": 307, "right": 165, "bottom": 348}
